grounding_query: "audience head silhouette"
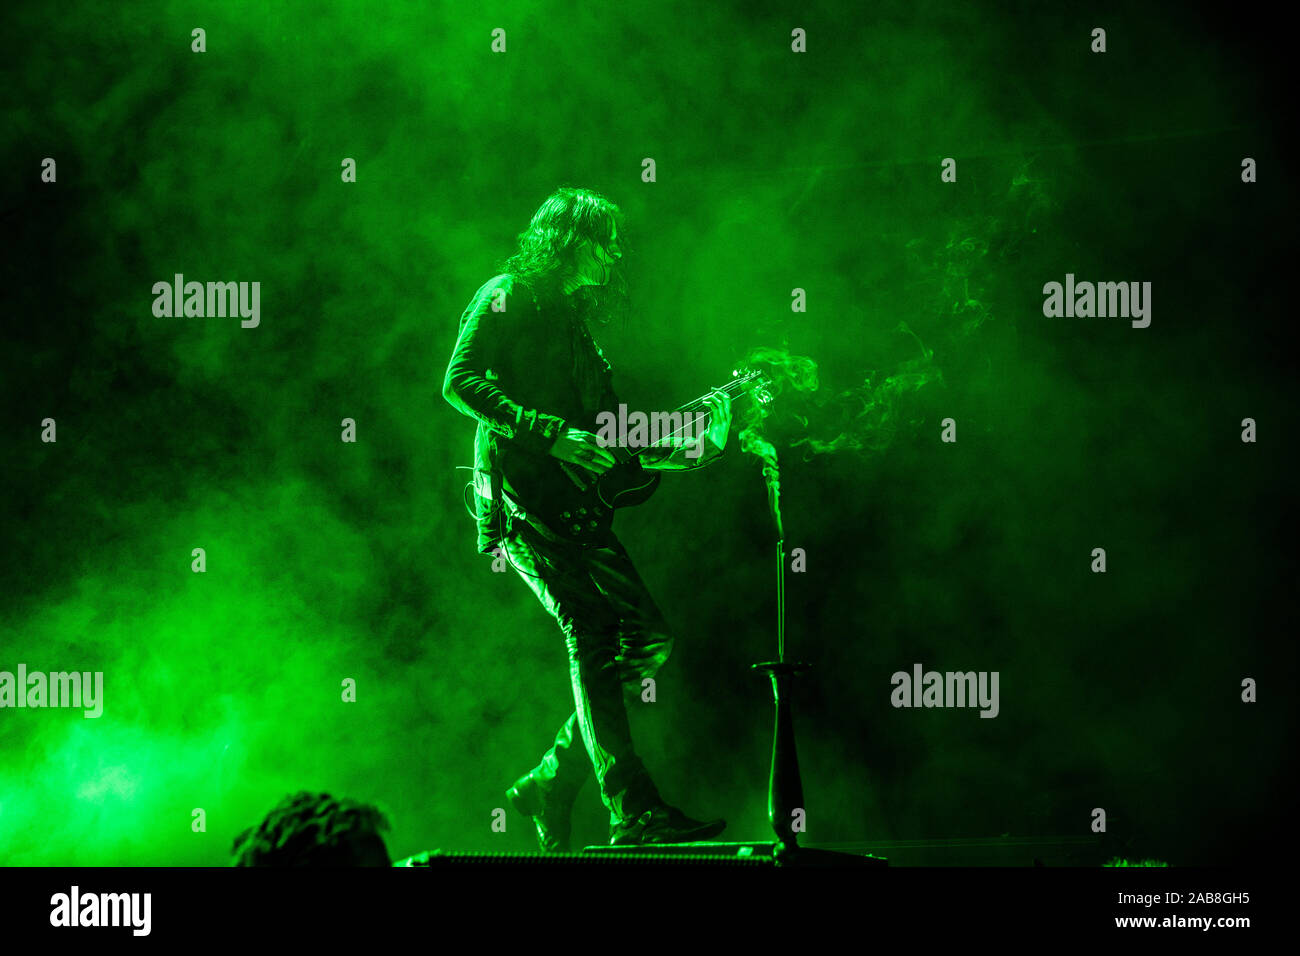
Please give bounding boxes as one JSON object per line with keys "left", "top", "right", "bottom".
{"left": 231, "top": 791, "right": 392, "bottom": 866}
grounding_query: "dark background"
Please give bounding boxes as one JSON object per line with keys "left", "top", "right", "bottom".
{"left": 1, "top": 0, "right": 1294, "bottom": 864}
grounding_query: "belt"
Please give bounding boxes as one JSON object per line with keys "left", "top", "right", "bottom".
{"left": 475, "top": 468, "right": 574, "bottom": 549}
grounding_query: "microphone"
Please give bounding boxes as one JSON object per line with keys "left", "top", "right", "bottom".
{"left": 761, "top": 459, "right": 783, "bottom": 539}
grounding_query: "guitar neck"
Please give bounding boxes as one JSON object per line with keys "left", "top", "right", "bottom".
{"left": 628, "top": 375, "right": 758, "bottom": 458}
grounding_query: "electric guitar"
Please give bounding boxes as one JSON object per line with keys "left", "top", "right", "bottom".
{"left": 502, "top": 368, "right": 773, "bottom": 543}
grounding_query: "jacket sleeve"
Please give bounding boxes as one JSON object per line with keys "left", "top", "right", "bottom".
{"left": 442, "top": 276, "right": 567, "bottom": 456}
{"left": 632, "top": 380, "right": 726, "bottom": 471}
{"left": 639, "top": 427, "right": 726, "bottom": 470}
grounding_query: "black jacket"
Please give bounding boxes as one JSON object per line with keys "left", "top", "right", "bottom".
{"left": 443, "top": 273, "right": 616, "bottom": 552}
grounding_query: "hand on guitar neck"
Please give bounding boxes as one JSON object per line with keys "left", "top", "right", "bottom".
{"left": 549, "top": 378, "right": 743, "bottom": 472}
{"left": 702, "top": 388, "right": 732, "bottom": 453}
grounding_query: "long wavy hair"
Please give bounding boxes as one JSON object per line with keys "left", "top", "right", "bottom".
{"left": 499, "top": 186, "right": 630, "bottom": 326}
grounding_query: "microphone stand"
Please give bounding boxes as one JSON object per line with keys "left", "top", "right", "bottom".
{"left": 751, "top": 454, "right": 886, "bottom": 867}
{"left": 751, "top": 455, "right": 810, "bottom": 860}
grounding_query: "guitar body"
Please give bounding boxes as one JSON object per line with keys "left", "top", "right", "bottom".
{"left": 502, "top": 445, "right": 661, "bottom": 544}
{"left": 494, "top": 369, "right": 771, "bottom": 546}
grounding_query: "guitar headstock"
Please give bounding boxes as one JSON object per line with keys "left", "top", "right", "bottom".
{"left": 730, "top": 367, "right": 775, "bottom": 406}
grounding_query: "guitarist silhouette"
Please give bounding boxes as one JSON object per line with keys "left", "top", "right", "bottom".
{"left": 443, "top": 187, "right": 735, "bottom": 851}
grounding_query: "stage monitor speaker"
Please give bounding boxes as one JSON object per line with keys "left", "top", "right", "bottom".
{"left": 396, "top": 842, "right": 887, "bottom": 867}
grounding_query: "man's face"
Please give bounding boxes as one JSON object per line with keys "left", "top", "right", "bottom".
{"left": 574, "top": 221, "right": 621, "bottom": 287}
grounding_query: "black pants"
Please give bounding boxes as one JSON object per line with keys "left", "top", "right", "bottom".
{"left": 502, "top": 518, "right": 673, "bottom": 825}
